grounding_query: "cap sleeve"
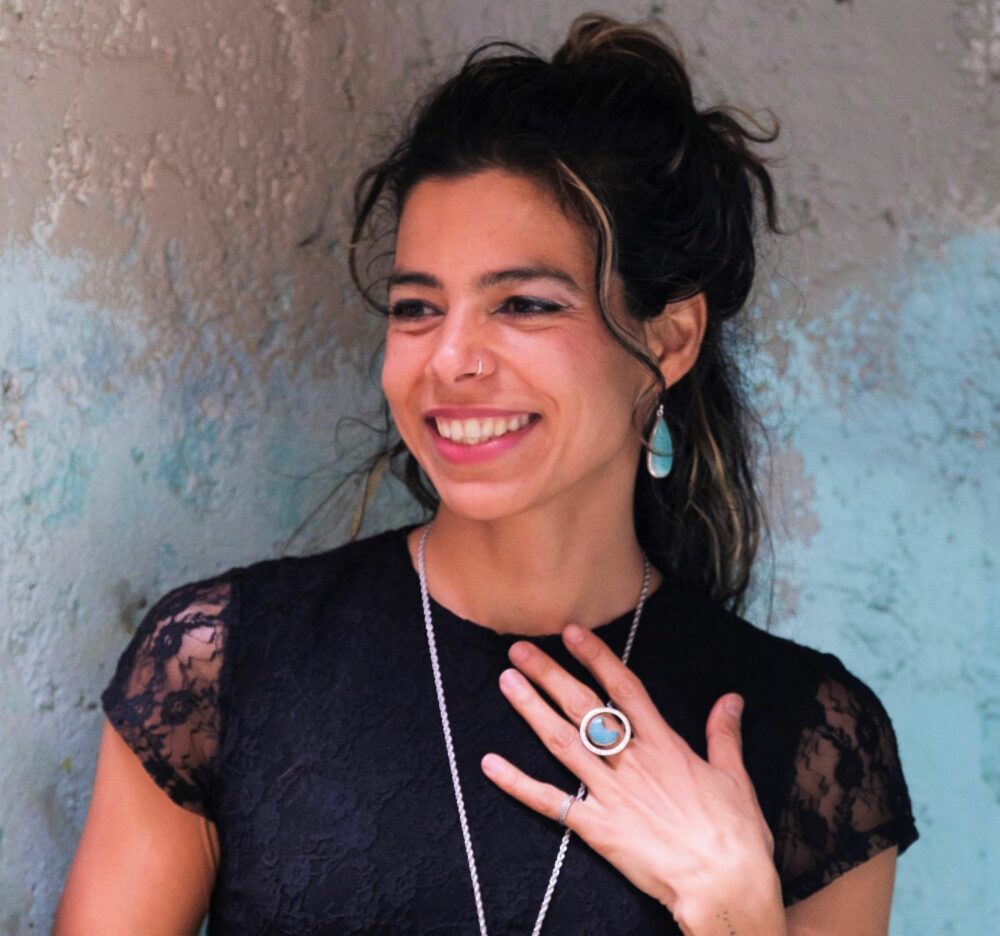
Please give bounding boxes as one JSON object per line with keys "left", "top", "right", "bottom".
{"left": 99, "top": 573, "right": 235, "bottom": 819}
{"left": 776, "top": 657, "right": 919, "bottom": 904}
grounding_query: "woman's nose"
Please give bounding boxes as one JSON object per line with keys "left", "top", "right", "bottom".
{"left": 428, "top": 310, "right": 494, "bottom": 383}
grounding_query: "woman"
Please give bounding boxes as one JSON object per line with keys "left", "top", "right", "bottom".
{"left": 55, "top": 14, "right": 917, "bottom": 935}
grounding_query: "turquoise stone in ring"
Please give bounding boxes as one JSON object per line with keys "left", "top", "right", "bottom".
{"left": 587, "top": 716, "right": 620, "bottom": 746}
{"left": 579, "top": 706, "right": 632, "bottom": 756}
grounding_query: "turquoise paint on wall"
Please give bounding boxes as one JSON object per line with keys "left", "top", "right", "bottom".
{"left": 745, "top": 230, "right": 1000, "bottom": 933}
{"left": 0, "top": 239, "right": 397, "bottom": 922}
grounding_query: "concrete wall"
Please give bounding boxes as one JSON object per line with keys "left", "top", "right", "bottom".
{"left": 1, "top": 1, "right": 996, "bottom": 931}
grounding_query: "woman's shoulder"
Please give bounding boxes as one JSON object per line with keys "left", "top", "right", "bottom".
{"left": 100, "top": 570, "right": 239, "bottom": 818}
{"left": 658, "top": 583, "right": 915, "bottom": 789}
{"left": 102, "top": 569, "right": 238, "bottom": 704}
{"left": 117, "top": 525, "right": 415, "bottom": 656}
{"left": 98, "top": 527, "right": 414, "bottom": 816}
{"left": 661, "top": 581, "right": 842, "bottom": 692}
{"left": 696, "top": 593, "right": 899, "bottom": 724}
{"left": 137, "top": 526, "right": 413, "bottom": 628}
{"left": 231, "top": 525, "right": 413, "bottom": 617}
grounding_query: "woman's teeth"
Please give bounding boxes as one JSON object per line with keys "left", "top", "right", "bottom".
{"left": 434, "top": 414, "right": 532, "bottom": 445}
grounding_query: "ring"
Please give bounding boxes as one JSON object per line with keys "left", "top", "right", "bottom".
{"left": 579, "top": 705, "right": 632, "bottom": 756}
{"left": 557, "top": 793, "right": 576, "bottom": 826}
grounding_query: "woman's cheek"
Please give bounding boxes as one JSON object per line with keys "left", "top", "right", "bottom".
{"left": 380, "top": 339, "right": 410, "bottom": 411}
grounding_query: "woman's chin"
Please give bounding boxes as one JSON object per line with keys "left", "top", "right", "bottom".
{"left": 430, "top": 480, "right": 544, "bottom": 524}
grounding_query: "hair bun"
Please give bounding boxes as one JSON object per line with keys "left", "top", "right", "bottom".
{"left": 552, "top": 13, "right": 685, "bottom": 73}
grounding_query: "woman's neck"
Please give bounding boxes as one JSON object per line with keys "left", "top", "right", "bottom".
{"left": 407, "top": 503, "right": 661, "bottom": 637}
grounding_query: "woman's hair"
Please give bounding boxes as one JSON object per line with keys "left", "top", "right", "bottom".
{"left": 347, "top": 13, "right": 782, "bottom": 614}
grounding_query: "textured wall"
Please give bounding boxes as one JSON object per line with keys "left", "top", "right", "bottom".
{"left": 1, "top": 1, "right": 996, "bottom": 932}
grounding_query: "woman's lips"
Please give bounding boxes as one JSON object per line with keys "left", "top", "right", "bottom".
{"left": 425, "top": 413, "right": 540, "bottom": 465}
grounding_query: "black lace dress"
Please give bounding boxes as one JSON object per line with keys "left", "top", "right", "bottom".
{"left": 100, "top": 526, "right": 918, "bottom": 934}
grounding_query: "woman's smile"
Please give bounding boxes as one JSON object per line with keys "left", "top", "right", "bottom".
{"left": 425, "top": 408, "right": 542, "bottom": 464}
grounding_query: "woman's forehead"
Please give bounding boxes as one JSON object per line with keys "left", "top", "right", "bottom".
{"left": 394, "top": 170, "right": 594, "bottom": 284}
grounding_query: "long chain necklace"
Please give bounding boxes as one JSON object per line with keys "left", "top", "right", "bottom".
{"left": 417, "top": 522, "right": 652, "bottom": 935}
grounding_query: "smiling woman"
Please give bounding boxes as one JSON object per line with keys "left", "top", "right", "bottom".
{"left": 55, "top": 13, "right": 917, "bottom": 936}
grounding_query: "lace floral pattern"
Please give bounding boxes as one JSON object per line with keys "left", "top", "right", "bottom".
{"left": 100, "top": 576, "right": 233, "bottom": 818}
{"left": 776, "top": 668, "right": 919, "bottom": 903}
{"left": 99, "top": 529, "right": 917, "bottom": 931}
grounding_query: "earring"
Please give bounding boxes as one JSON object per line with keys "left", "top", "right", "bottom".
{"left": 646, "top": 400, "right": 673, "bottom": 479}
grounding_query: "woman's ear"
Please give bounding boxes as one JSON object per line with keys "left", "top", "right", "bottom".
{"left": 644, "top": 292, "right": 708, "bottom": 386}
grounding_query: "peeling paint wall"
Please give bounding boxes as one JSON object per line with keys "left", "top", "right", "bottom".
{"left": 1, "top": 1, "right": 996, "bottom": 932}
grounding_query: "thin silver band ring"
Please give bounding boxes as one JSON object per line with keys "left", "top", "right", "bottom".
{"left": 557, "top": 793, "right": 576, "bottom": 826}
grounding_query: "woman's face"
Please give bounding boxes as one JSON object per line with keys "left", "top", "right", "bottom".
{"left": 382, "top": 168, "right": 652, "bottom": 522}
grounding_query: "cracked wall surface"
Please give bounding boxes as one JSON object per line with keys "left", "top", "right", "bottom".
{"left": 0, "top": 1, "right": 997, "bottom": 932}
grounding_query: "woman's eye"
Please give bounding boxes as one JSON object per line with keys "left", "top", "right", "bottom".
{"left": 499, "top": 296, "right": 565, "bottom": 316}
{"left": 388, "top": 300, "right": 435, "bottom": 319}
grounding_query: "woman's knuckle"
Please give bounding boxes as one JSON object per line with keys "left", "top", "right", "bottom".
{"left": 611, "top": 671, "right": 644, "bottom": 700}
{"left": 571, "top": 690, "right": 597, "bottom": 719}
{"left": 532, "top": 653, "right": 553, "bottom": 677}
{"left": 550, "top": 724, "right": 577, "bottom": 750}
{"left": 586, "top": 813, "right": 613, "bottom": 851}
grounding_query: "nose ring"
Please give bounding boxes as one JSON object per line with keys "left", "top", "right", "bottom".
{"left": 462, "top": 357, "right": 484, "bottom": 379}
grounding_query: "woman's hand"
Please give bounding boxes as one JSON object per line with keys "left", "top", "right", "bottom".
{"left": 481, "top": 623, "right": 787, "bottom": 936}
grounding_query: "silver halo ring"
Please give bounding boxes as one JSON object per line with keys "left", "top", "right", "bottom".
{"left": 579, "top": 705, "right": 633, "bottom": 757}
{"left": 557, "top": 793, "right": 576, "bottom": 826}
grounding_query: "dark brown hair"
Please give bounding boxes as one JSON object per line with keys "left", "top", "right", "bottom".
{"left": 348, "top": 13, "right": 782, "bottom": 614}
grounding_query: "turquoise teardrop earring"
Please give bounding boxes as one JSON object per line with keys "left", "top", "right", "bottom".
{"left": 646, "top": 401, "right": 674, "bottom": 479}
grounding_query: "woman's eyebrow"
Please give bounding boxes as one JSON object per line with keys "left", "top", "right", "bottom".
{"left": 387, "top": 263, "right": 583, "bottom": 296}
{"left": 387, "top": 270, "right": 440, "bottom": 290}
{"left": 476, "top": 264, "right": 583, "bottom": 295}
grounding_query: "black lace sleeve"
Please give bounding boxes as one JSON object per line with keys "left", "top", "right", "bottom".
{"left": 776, "top": 657, "right": 919, "bottom": 904}
{"left": 99, "top": 573, "right": 235, "bottom": 819}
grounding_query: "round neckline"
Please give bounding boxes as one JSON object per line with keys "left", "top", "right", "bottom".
{"left": 393, "top": 524, "right": 670, "bottom": 656}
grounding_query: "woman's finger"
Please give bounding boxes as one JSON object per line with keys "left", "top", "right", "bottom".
{"left": 497, "top": 668, "right": 610, "bottom": 788}
{"left": 507, "top": 640, "right": 605, "bottom": 727}
{"left": 704, "top": 693, "right": 749, "bottom": 782}
{"left": 560, "top": 623, "right": 683, "bottom": 748}
{"left": 480, "top": 752, "right": 590, "bottom": 831}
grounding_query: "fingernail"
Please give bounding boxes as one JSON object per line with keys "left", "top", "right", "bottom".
{"left": 725, "top": 694, "right": 744, "bottom": 717}
{"left": 500, "top": 668, "right": 525, "bottom": 691}
{"left": 509, "top": 642, "right": 531, "bottom": 663}
{"left": 482, "top": 754, "right": 504, "bottom": 776}
{"left": 564, "top": 623, "right": 585, "bottom": 644}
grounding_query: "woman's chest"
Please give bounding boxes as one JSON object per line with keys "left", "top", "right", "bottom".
{"left": 208, "top": 637, "right": 679, "bottom": 934}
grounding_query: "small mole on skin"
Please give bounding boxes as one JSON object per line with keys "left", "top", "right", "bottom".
{"left": 718, "top": 909, "right": 737, "bottom": 935}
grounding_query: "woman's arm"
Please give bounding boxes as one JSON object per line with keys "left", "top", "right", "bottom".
{"left": 53, "top": 718, "right": 219, "bottom": 936}
{"left": 785, "top": 848, "right": 898, "bottom": 936}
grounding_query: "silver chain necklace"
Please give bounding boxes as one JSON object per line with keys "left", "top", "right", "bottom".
{"left": 417, "top": 522, "right": 652, "bottom": 935}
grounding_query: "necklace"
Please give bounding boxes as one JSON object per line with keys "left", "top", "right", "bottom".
{"left": 417, "top": 522, "right": 653, "bottom": 935}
